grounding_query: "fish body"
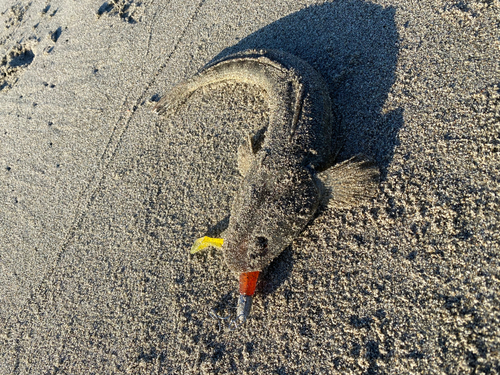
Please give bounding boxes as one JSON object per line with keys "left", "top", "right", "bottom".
{"left": 155, "top": 49, "right": 379, "bottom": 320}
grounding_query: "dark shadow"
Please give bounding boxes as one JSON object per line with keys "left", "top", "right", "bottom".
{"left": 205, "top": 215, "right": 230, "bottom": 238}
{"left": 257, "top": 245, "right": 294, "bottom": 296}
{"left": 209, "top": 1, "right": 402, "bottom": 297}
{"left": 9, "top": 48, "right": 34, "bottom": 68}
{"left": 212, "top": 0, "right": 402, "bottom": 177}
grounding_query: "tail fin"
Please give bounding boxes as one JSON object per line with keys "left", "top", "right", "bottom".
{"left": 317, "top": 155, "right": 380, "bottom": 209}
{"left": 153, "top": 83, "right": 192, "bottom": 117}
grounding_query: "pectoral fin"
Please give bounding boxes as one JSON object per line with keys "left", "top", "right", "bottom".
{"left": 190, "top": 236, "right": 224, "bottom": 254}
{"left": 237, "top": 127, "right": 267, "bottom": 176}
{"left": 317, "top": 155, "right": 380, "bottom": 209}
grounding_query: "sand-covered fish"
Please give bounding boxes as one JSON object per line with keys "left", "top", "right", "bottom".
{"left": 154, "top": 49, "right": 379, "bottom": 323}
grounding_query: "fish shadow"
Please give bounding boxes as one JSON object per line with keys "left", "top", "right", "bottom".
{"left": 212, "top": 0, "right": 402, "bottom": 179}
{"left": 257, "top": 246, "right": 294, "bottom": 296}
{"left": 209, "top": 1, "right": 402, "bottom": 293}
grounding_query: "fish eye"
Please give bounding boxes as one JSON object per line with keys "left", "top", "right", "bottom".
{"left": 255, "top": 236, "right": 268, "bottom": 249}
{"left": 249, "top": 236, "right": 269, "bottom": 260}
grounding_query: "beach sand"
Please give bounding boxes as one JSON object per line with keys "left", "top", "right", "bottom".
{"left": 1, "top": 0, "right": 499, "bottom": 373}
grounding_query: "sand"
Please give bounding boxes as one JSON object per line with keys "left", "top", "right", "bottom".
{"left": 0, "top": 0, "right": 499, "bottom": 373}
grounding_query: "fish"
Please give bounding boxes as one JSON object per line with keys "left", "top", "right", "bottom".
{"left": 154, "top": 49, "right": 379, "bottom": 323}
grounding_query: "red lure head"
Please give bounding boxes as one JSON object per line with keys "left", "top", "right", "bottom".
{"left": 237, "top": 271, "right": 259, "bottom": 323}
{"left": 239, "top": 271, "right": 260, "bottom": 296}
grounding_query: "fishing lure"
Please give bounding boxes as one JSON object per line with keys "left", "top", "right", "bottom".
{"left": 155, "top": 49, "right": 379, "bottom": 322}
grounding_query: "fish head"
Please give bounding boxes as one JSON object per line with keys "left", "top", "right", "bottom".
{"left": 223, "top": 163, "right": 320, "bottom": 273}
